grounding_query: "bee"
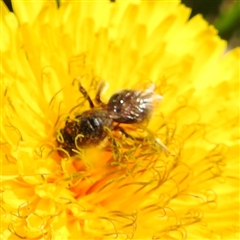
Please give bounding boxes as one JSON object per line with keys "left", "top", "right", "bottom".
{"left": 57, "top": 79, "right": 162, "bottom": 156}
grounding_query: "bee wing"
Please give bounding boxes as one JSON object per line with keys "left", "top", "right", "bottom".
{"left": 138, "top": 84, "right": 163, "bottom": 108}
{"left": 144, "top": 83, "right": 156, "bottom": 93}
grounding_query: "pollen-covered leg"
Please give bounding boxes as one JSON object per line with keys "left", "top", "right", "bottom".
{"left": 115, "top": 125, "right": 169, "bottom": 154}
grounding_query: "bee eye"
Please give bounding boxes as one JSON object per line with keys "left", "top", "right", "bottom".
{"left": 109, "top": 93, "right": 120, "bottom": 103}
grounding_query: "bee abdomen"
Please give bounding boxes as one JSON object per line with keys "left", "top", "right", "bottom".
{"left": 60, "top": 110, "right": 113, "bottom": 154}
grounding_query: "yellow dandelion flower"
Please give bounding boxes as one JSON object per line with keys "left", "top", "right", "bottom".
{"left": 1, "top": 0, "right": 239, "bottom": 239}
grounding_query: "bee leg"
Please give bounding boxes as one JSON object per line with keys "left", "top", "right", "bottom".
{"left": 115, "top": 125, "right": 169, "bottom": 154}
{"left": 73, "top": 77, "right": 95, "bottom": 108}
{"left": 95, "top": 81, "right": 108, "bottom": 106}
{"left": 154, "top": 137, "right": 169, "bottom": 155}
{"left": 79, "top": 85, "right": 94, "bottom": 108}
{"left": 114, "top": 125, "right": 136, "bottom": 140}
